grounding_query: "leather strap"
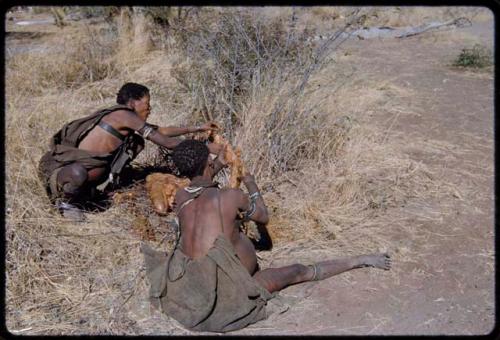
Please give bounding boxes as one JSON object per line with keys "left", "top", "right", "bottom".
{"left": 176, "top": 198, "right": 195, "bottom": 215}
{"left": 217, "top": 190, "right": 225, "bottom": 234}
{"left": 174, "top": 183, "right": 216, "bottom": 214}
{"left": 98, "top": 120, "right": 125, "bottom": 141}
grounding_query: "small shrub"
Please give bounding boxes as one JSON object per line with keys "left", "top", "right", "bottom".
{"left": 453, "top": 44, "right": 492, "bottom": 68}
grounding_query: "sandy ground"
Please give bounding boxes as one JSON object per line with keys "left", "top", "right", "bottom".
{"left": 5, "top": 9, "right": 495, "bottom": 336}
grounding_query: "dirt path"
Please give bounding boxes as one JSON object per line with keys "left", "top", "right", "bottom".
{"left": 234, "top": 20, "right": 494, "bottom": 336}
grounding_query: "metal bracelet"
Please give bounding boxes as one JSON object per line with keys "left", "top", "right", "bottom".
{"left": 249, "top": 192, "right": 261, "bottom": 200}
{"left": 138, "top": 123, "right": 156, "bottom": 139}
{"left": 244, "top": 200, "right": 257, "bottom": 219}
{"left": 243, "top": 191, "right": 260, "bottom": 220}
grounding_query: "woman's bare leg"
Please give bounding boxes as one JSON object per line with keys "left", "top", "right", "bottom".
{"left": 57, "top": 163, "right": 88, "bottom": 202}
{"left": 253, "top": 253, "right": 391, "bottom": 293}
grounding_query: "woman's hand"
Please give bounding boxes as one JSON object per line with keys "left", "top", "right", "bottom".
{"left": 198, "top": 121, "right": 220, "bottom": 132}
{"left": 238, "top": 173, "right": 255, "bottom": 185}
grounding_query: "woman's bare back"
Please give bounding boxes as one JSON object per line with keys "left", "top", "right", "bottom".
{"left": 176, "top": 188, "right": 258, "bottom": 273}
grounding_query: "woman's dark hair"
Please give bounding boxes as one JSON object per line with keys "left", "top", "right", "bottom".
{"left": 172, "top": 140, "right": 210, "bottom": 178}
{"left": 116, "top": 83, "right": 150, "bottom": 105}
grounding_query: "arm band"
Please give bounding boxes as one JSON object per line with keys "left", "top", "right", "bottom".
{"left": 137, "top": 123, "right": 157, "bottom": 139}
{"left": 244, "top": 200, "right": 257, "bottom": 220}
{"left": 249, "top": 192, "right": 261, "bottom": 200}
{"left": 243, "top": 192, "right": 260, "bottom": 220}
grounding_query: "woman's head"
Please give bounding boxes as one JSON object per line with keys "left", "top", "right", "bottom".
{"left": 116, "top": 83, "right": 151, "bottom": 120}
{"left": 172, "top": 140, "right": 210, "bottom": 178}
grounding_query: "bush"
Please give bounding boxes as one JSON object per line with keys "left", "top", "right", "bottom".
{"left": 453, "top": 44, "right": 492, "bottom": 68}
{"left": 169, "top": 9, "right": 314, "bottom": 131}
{"left": 167, "top": 8, "right": 363, "bottom": 180}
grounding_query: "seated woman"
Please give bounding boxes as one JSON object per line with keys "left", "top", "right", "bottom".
{"left": 142, "top": 139, "right": 392, "bottom": 333}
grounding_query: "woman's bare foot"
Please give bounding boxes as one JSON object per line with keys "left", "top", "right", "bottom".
{"left": 358, "top": 253, "right": 392, "bottom": 270}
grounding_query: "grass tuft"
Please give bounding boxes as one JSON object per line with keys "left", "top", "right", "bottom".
{"left": 453, "top": 44, "right": 492, "bottom": 68}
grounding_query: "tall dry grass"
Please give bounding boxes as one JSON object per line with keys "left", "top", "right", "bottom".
{"left": 166, "top": 8, "right": 365, "bottom": 174}
{"left": 6, "top": 6, "right": 447, "bottom": 335}
{"left": 7, "top": 25, "right": 117, "bottom": 96}
{"left": 159, "top": 8, "right": 437, "bottom": 248}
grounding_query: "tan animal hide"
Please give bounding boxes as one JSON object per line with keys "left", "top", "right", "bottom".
{"left": 145, "top": 173, "right": 190, "bottom": 214}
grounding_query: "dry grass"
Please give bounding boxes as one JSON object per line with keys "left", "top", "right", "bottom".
{"left": 5, "top": 6, "right": 473, "bottom": 335}
{"left": 7, "top": 24, "right": 117, "bottom": 96}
